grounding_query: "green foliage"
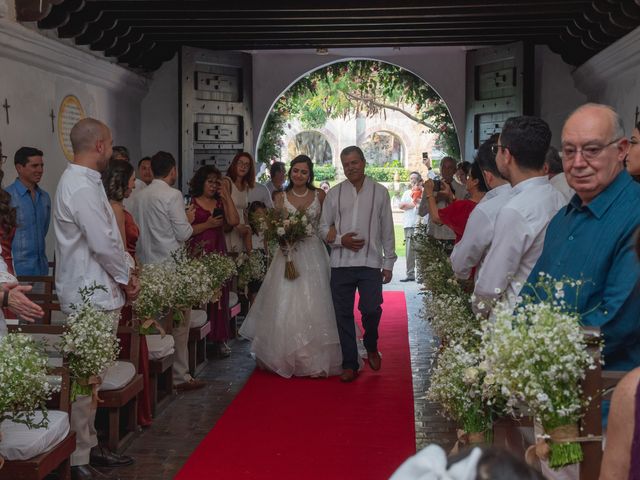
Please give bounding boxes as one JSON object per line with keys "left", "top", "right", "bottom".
{"left": 257, "top": 60, "right": 460, "bottom": 164}
{"left": 313, "top": 164, "right": 337, "bottom": 181}
{"left": 365, "top": 166, "right": 410, "bottom": 182}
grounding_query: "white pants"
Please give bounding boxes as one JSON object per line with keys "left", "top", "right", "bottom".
{"left": 172, "top": 309, "right": 193, "bottom": 384}
{"left": 70, "top": 394, "right": 98, "bottom": 466}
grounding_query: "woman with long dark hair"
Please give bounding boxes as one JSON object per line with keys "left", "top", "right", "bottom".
{"left": 102, "top": 159, "right": 153, "bottom": 427}
{"left": 239, "top": 155, "right": 342, "bottom": 378}
{"left": 188, "top": 165, "right": 239, "bottom": 356}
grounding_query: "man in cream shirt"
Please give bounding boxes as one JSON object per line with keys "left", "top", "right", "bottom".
{"left": 54, "top": 118, "right": 139, "bottom": 479}
{"left": 133, "top": 151, "right": 202, "bottom": 391}
{"left": 320, "top": 146, "right": 396, "bottom": 383}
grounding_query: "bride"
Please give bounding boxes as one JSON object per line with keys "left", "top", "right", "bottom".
{"left": 239, "top": 155, "right": 342, "bottom": 378}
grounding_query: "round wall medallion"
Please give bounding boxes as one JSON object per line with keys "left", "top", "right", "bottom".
{"left": 57, "top": 95, "right": 85, "bottom": 161}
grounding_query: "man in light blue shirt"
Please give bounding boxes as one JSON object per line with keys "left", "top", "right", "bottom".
{"left": 6, "top": 147, "right": 51, "bottom": 276}
{"left": 526, "top": 103, "right": 640, "bottom": 372}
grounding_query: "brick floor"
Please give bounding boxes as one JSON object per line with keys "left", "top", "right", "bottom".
{"left": 108, "top": 260, "right": 456, "bottom": 479}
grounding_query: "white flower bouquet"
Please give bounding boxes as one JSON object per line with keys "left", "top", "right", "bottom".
{"left": 264, "top": 208, "right": 312, "bottom": 280}
{"left": 199, "top": 250, "right": 237, "bottom": 300}
{"left": 427, "top": 341, "right": 491, "bottom": 443}
{"left": 427, "top": 292, "right": 478, "bottom": 347}
{"left": 480, "top": 280, "right": 597, "bottom": 469}
{"left": 0, "top": 333, "right": 59, "bottom": 431}
{"left": 234, "top": 250, "right": 266, "bottom": 292}
{"left": 134, "top": 262, "right": 174, "bottom": 333}
{"left": 59, "top": 284, "right": 120, "bottom": 402}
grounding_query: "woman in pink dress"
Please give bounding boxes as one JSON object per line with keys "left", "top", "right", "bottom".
{"left": 188, "top": 166, "right": 239, "bottom": 356}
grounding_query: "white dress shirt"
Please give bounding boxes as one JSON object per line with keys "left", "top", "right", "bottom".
{"left": 0, "top": 258, "right": 17, "bottom": 337}
{"left": 54, "top": 164, "right": 131, "bottom": 313}
{"left": 400, "top": 189, "right": 419, "bottom": 228}
{"left": 450, "top": 183, "right": 512, "bottom": 281}
{"left": 474, "top": 176, "right": 566, "bottom": 307}
{"left": 549, "top": 172, "right": 575, "bottom": 204}
{"left": 133, "top": 179, "right": 193, "bottom": 264}
{"left": 319, "top": 176, "right": 397, "bottom": 271}
{"left": 123, "top": 178, "right": 148, "bottom": 212}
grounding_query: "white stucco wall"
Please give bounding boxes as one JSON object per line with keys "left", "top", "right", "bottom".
{"left": 0, "top": 18, "right": 148, "bottom": 259}
{"left": 250, "top": 47, "right": 468, "bottom": 161}
{"left": 571, "top": 26, "right": 640, "bottom": 135}
{"left": 141, "top": 54, "right": 179, "bottom": 159}
{"left": 534, "top": 46, "right": 588, "bottom": 147}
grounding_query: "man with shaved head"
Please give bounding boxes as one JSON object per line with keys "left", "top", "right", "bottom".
{"left": 526, "top": 103, "right": 640, "bottom": 372}
{"left": 55, "top": 118, "right": 139, "bottom": 479}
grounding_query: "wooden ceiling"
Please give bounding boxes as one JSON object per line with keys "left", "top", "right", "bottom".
{"left": 17, "top": 0, "right": 640, "bottom": 72}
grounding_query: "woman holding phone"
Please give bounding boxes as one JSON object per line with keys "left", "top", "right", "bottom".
{"left": 188, "top": 166, "right": 239, "bottom": 356}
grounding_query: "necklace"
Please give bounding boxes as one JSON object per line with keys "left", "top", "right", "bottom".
{"left": 291, "top": 188, "right": 309, "bottom": 198}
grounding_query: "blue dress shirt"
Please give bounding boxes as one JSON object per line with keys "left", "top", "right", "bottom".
{"left": 6, "top": 179, "right": 51, "bottom": 276}
{"left": 524, "top": 170, "right": 640, "bottom": 371}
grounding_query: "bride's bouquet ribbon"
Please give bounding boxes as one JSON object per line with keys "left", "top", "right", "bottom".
{"left": 78, "top": 375, "right": 104, "bottom": 409}
{"left": 524, "top": 424, "right": 602, "bottom": 466}
{"left": 281, "top": 243, "right": 299, "bottom": 280}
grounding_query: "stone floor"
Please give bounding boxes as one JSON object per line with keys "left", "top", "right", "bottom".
{"left": 108, "top": 259, "right": 456, "bottom": 480}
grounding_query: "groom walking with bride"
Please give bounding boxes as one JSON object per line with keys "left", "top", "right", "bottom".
{"left": 320, "top": 146, "right": 397, "bottom": 382}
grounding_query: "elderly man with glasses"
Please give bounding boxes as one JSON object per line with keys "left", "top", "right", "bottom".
{"left": 525, "top": 103, "right": 640, "bottom": 375}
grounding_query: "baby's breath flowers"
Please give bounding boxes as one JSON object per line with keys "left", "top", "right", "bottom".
{"left": 0, "top": 333, "right": 59, "bottom": 430}
{"left": 59, "top": 284, "right": 120, "bottom": 401}
{"left": 480, "top": 279, "right": 597, "bottom": 469}
{"left": 427, "top": 341, "right": 491, "bottom": 440}
{"left": 234, "top": 250, "right": 266, "bottom": 292}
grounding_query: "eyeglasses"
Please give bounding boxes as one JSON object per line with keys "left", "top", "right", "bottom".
{"left": 490, "top": 144, "right": 508, "bottom": 155}
{"left": 561, "top": 137, "right": 622, "bottom": 161}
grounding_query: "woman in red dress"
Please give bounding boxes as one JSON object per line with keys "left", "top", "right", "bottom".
{"left": 188, "top": 166, "right": 239, "bottom": 356}
{"left": 102, "top": 159, "right": 152, "bottom": 426}
{"left": 423, "top": 160, "right": 488, "bottom": 243}
{"left": 0, "top": 149, "right": 16, "bottom": 275}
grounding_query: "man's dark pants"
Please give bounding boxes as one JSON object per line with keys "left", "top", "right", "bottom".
{"left": 330, "top": 266, "right": 383, "bottom": 371}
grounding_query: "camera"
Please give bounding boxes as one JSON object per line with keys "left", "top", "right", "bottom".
{"left": 432, "top": 177, "right": 442, "bottom": 192}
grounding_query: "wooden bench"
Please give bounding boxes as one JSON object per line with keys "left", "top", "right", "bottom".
{"left": 188, "top": 310, "right": 211, "bottom": 376}
{"left": 97, "top": 325, "right": 144, "bottom": 453}
{"left": 148, "top": 353, "right": 175, "bottom": 416}
{"left": 0, "top": 333, "right": 76, "bottom": 480}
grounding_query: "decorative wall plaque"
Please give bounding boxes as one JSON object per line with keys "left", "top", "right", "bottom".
{"left": 57, "top": 95, "right": 85, "bottom": 161}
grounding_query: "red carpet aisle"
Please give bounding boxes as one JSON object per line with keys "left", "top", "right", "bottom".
{"left": 175, "top": 291, "right": 415, "bottom": 480}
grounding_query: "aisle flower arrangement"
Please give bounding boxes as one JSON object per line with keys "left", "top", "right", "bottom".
{"left": 0, "top": 333, "right": 59, "bottom": 430}
{"left": 479, "top": 278, "right": 597, "bottom": 468}
{"left": 263, "top": 209, "right": 313, "bottom": 280}
{"left": 134, "top": 262, "right": 174, "bottom": 330}
{"left": 427, "top": 341, "right": 491, "bottom": 445}
{"left": 59, "top": 284, "right": 120, "bottom": 402}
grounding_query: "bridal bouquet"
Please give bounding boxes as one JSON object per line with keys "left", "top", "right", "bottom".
{"left": 59, "top": 284, "right": 121, "bottom": 402}
{"left": 480, "top": 277, "right": 597, "bottom": 469}
{"left": 427, "top": 341, "right": 491, "bottom": 447}
{"left": 264, "top": 209, "right": 313, "bottom": 280}
{"left": 0, "top": 333, "right": 59, "bottom": 431}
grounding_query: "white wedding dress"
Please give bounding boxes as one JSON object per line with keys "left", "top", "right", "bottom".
{"left": 239, "top": 190, "right": 343, "bottom": 378}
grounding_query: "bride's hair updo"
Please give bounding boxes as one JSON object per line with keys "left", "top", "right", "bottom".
{"left": 285, "top": 154, "right": 316, "bottom": 191}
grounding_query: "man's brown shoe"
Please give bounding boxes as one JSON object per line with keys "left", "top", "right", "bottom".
{"left": 175, "top": 379, "right": 205, "bottom": 391}
{"left": 368, "top": 351, "right": 382, "bottom": 371}
{"left": 340, "top": 369, "right": 359, "bottom": 383}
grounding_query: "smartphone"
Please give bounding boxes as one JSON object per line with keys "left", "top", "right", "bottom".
{"left": 183, "top": 194, "right": 192, "bottom": 207}
{"left": 432, "top": 176, "right": 442, "bottom": 192}
{"left": 212, "top": 207, "right": 224, "bottom": 218}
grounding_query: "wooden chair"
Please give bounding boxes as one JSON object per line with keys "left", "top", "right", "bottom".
{"left": 96, "top": 325, "right": 144, "bottom": 453}
{"left": 148, "top": 353, "right": 175, "bottom": 415}
{"left": 1, "top": 326, "right": 76, "bottom": 480}
{"left": 188, "top": 309, "right": 211, "bottom": 376}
